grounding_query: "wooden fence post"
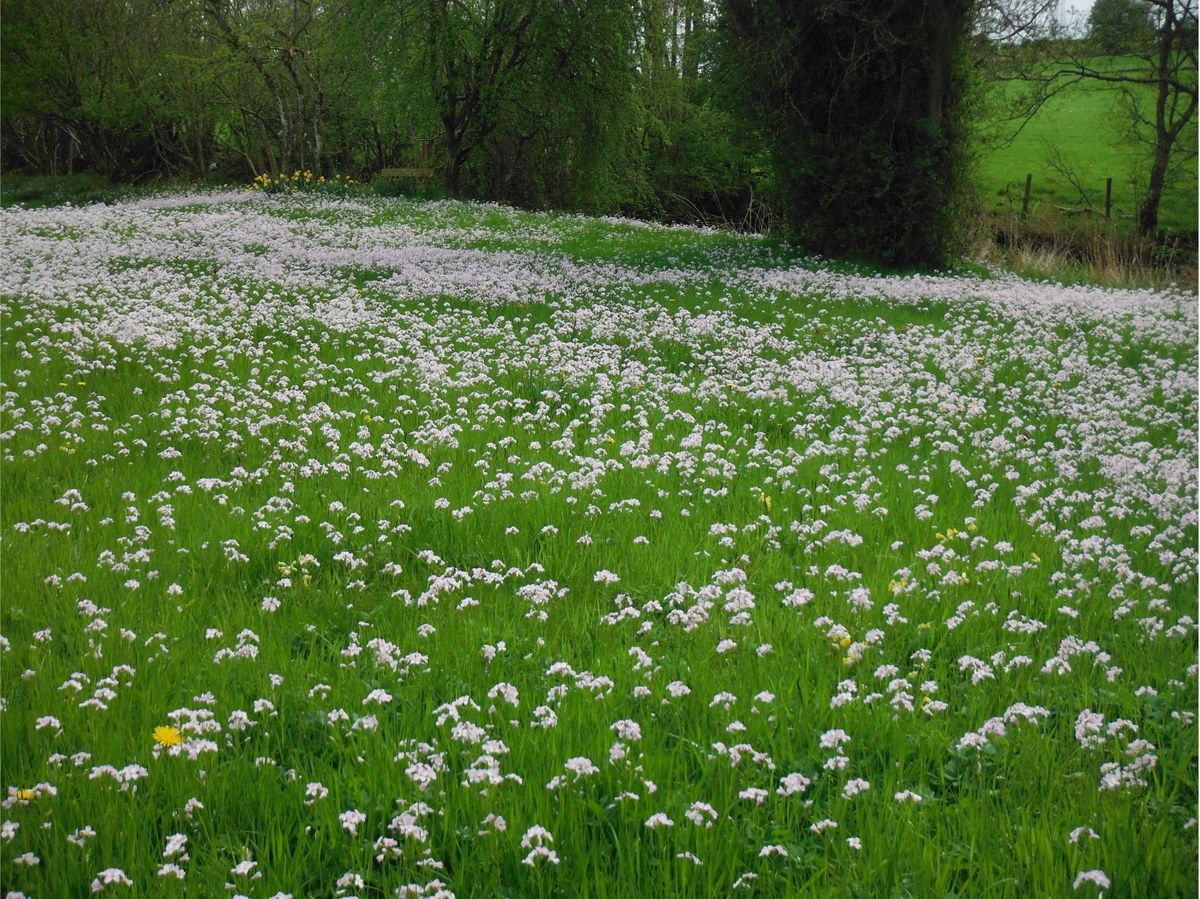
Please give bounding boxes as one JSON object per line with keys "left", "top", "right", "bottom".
{"left": 1104, "top": 177, "right": 1113, "bottom": 220}
{"left": 1021, "top": 173, "right": 1032, "bottom": 219}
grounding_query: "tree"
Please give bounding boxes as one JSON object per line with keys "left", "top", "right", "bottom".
{"left": 1127, "top": 0, "right": 1198, "bottom": 234}
{"left": 399, "top": 0, "right": 636, "bottom": 208}
{"left": 200, "top": 0, "right": 353, "bottom": 177}
{"left": 1, "top": 0, "right": 217, "bottom": 178}
{"left": 1089, "top": 0, "right": 1155, "bottom": 55}
{"left": 718, "top": 0, "right": 978, "bottom": 267}
{"left": 629, "top": 0, "right": 757, "bottom": 224}
{"left": 337, "top": 1, "right": 440, "bottom": 173}
{"left": 0, "top": 0, "right": 814, "bottom": 231}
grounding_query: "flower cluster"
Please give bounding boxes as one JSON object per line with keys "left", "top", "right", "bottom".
{"left": 0, "top": 190, "right": 1194, "bottom": 896}
{"left": 247, "top": 170, "right": 357, "bottom": 195}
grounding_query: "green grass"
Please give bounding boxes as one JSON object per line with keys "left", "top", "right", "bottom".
{"left": 977, "top": 56, "right": 1198, "bottom": 235}
{"left": 0, "top": 193, "right": 1195, "bottom": 897}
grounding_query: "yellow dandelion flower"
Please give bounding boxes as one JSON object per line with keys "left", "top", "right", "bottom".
{"left": 154, "top": 725, "right": 183, "bottom": 748}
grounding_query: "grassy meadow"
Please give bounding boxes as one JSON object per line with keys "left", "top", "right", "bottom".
{"left": 0, "top": 191, "right": 1196, "bottom": 897}
{"left": 977, "top": 56, "right": 1199, "bottom": 235}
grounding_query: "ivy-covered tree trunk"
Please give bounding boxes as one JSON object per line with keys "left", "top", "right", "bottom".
{"left": 720, "top": 0, "right": 976, "bottom": 267}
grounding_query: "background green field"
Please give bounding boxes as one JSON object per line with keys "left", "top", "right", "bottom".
{"left": 977, "top": 60, "right": 1198, "bottom": 235}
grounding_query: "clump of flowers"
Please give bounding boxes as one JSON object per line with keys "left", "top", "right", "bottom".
{"left": 247, "top": 171, "right": 358, "bottom": 195}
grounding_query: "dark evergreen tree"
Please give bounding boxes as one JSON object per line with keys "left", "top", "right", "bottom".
{"left": 719, "top": 0, "right": 977, "bottom": 266}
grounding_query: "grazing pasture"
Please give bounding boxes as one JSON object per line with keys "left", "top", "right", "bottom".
{"left": 1, "top": 193, "right": 1196, "bottom": 897}
{"left": 978, "top": 57, "right": 1199, "bottom": 235}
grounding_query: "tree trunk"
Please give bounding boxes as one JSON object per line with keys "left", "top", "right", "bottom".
{"left": 682, "top": 0, "right": 700, "bottom": 81}
{"left": 1138, "top": 132, "right": 1170, "bottom": 236}
{"left": 444, "top": 128, "right": 462, "bottom": 192}
{"left": 670, "top": 0, "right": 679, "bottom": 70}
{"left": 1138, "top": 0, "right": 1193, "bottom": 237}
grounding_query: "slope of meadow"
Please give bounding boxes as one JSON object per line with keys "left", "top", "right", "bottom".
{"left": 1, "top": 193, "right": 1196, "bottom": 897}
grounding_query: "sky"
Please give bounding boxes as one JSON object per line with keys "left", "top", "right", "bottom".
{"left": 1060, "top": 1, "right": 1097, "bottom": 33}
